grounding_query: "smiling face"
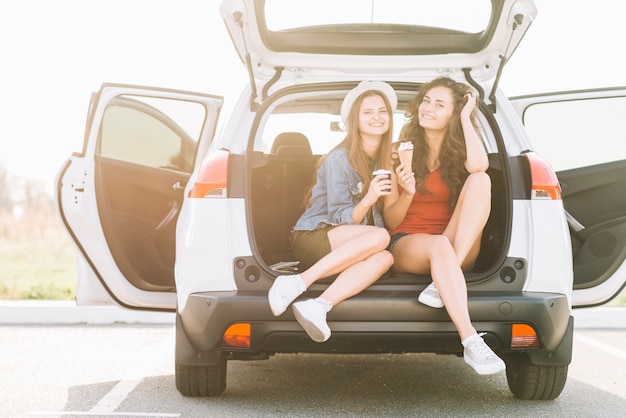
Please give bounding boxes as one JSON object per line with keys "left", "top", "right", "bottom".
{"left": 418, "top": 85, "right": 455, "bottom": 132}
{"left": 358, "top": 94, "right": 390, "bottom": 138}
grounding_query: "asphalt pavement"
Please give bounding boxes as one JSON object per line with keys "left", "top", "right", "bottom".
{"left": 0, "top": 300, "right": 625, "bottom": 328}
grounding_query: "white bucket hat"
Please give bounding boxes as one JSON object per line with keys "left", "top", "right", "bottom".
{"left": 340, "top": 81, "right": 398, "bottom": 125}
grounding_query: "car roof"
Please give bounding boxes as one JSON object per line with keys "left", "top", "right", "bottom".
{"left": 220, "top": 0, "right": 537, "bottom": 94}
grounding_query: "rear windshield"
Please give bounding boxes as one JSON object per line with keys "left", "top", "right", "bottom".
{"left": 260, "top": 0, "right": 496, "bottom": 55}
{"left": 264, "top": 0, "right": 492, "bottom": 34}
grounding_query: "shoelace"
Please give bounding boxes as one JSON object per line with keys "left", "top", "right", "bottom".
{"left": 315, "top": 297, "right": 333, "bottom": 312}
{"left": 278, "top": 278, "right": 303, "bottom": 300}
{"left": 467, "top": 333, "right": 497, "bottom": 362}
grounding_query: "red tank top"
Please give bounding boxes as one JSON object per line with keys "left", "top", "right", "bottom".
{"left": 389, "top": 169, "right": 451, "bottom": 235}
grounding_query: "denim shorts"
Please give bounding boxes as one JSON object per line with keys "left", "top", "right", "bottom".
{"left": 387, "top": 232, "right": 409, "bottom": 252}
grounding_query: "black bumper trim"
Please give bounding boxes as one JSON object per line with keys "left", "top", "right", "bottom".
{"left": 178, "top": 290, "right": 571, "bottom": 362}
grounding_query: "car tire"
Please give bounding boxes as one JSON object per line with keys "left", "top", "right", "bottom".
{"left": 175, "top": 354, "right": 227, "bottom": 397}
{"left": 505, "top": 353, "right": 568, "bottom": 400}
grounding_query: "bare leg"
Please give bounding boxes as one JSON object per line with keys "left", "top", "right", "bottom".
{"left": 288, "top": 225, "right": 392, "bottom": 343}
{"left": 299, "top": 225, "right": 390, "bottom": 287}
{"left": 444, "top": 172, "right": 491, "bottom": 269}
{"left": 319, "top": 250, "right": 393, "bottom": 306}
{"left": 391, "top": 234, "right": 476, "bottom": 340}
{"left": 428, "top": 237, "right": 476, "bottom": 340}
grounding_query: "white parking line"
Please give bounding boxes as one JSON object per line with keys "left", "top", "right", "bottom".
{"left": 91, "top": 327, "right": 176, "bottom": 414}
{"left": 28, "top": 327, "right": 177, "bottom": 417}
{"left": 574, "top": 332, "right": 626, "bottom": 361}
{"left": 28, "top": 412, "right": 179, "bottom": 417}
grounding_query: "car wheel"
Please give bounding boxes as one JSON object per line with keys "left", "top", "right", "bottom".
{"left": 505, "top": 353, "right": 568, "bottom": 400}
{"left": 175, "top": 354, "right": 227, "bottom": 397}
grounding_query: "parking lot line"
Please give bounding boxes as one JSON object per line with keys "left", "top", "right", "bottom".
{"left": 27, "top": 327, "right": 178, "bottom": 417}
{"left": 574, "top": 332, "right": 626, "bottom": 361}
{"left": 92, "top": 327, "right": 175, "bottom": 414}
{"left": 27, "top": 412, "right": 180, "bottom": 417}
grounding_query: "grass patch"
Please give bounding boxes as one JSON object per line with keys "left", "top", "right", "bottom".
{"left": 0, "top": 208, "right": 76, "bottom": 300}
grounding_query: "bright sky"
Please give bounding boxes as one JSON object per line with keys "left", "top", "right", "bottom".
{"left": 1, "top": 0, "right": 625, "bottom": 194}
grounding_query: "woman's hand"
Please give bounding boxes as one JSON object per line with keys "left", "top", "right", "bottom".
{"left": 395, "top": 163, "right": 415, "bottom": 195}
{"left": 461, "top": 91, "right": 477, "bottom": 120}
{"left": 364, "top": 173, "right": 392, "bottom": 206}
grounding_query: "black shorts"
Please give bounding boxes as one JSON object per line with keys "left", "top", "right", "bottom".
{"left": 291, "top": 224, "right": 337, "bottom": 270}
{"left": 387, "top": 232, "right": 409, "bottom": 252}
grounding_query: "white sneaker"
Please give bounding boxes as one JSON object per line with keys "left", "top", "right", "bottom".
{"left": 463, "top": 333, "right": 506, "bottom": 375}
{"left": 292, "top": 298, "right": 332, "bottom": 343}
{"left": 268, "top": 275, "right": 306, "bottom": 316}
{"left": 418, "top": 283, "right": 444, "bottom": 308}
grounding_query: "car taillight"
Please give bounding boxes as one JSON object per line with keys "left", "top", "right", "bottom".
{"left": 525, "top": 152, "right": 561, "bottom": 200}
{"left": 223, "top": 323, "right": 250, "bottom": 348}
{"left": 188, "top": 149, "right": 229, "bottom": 198}
{"left": 511, "top": 323, "right": 540, "bottom": 348}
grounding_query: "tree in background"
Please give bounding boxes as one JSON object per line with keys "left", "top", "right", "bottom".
{"left": 0, "top": 164, "right": 12, "bottom": 213}
{"left": 0, "top": 163, "right": 56, "bottom": 241}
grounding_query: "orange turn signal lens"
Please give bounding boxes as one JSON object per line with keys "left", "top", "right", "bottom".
{"left": 511, "top": 323, "right": 540, "bottom": 348}
{"left": 223, "top": 323, "right": 250, "bottom": 348}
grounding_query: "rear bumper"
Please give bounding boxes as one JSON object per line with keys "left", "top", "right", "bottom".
{"left": 178, "top": 290, "right": 572, "bottom": 364}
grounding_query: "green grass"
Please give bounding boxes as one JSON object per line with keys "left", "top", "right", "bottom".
{"left": 0, "top": 210, "right": 76, "bottom": 300}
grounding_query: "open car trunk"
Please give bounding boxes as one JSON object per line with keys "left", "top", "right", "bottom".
{"left": 247, "top": 83, "right": 511, "bottom": 284}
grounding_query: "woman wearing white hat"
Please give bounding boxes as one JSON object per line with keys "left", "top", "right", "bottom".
{"left": 268, "top": 81, "right": 397, "bottom": 343}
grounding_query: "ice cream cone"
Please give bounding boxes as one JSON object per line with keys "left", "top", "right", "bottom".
{"left": 398, "top": 142, "right": 413, "bottom": 167}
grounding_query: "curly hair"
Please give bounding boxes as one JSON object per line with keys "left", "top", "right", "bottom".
{"left": 399, "top": 77, "right": 479, "bottom": 211}
{"left": 303, "top": 90, "right": 394, "bottom": 211}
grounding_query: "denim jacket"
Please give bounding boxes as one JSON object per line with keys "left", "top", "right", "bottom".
{"left": 294, "top": 147, "right": 385, "bottom": 231}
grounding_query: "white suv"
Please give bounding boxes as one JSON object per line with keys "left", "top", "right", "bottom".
{"left": 56, "top": 0, "right": 626, "bottom": 400}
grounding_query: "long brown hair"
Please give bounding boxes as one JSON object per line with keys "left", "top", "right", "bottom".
{"left": 303, "top": 90, "right": 394, "bottom": 211}
{"left": 400, "top": 77, "right": 479, "bottom": 210}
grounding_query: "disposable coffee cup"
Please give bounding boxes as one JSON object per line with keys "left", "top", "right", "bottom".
{"left": 372, "top": 169, "right": 392, "bottom": 192}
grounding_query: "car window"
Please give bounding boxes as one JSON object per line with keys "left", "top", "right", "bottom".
{"left": 522, "top": 96, "right": 626, "bottom": 171}
{"left": 257, "top": 90, "right": 493, "bottom": 156}
{"left": 264, "top": 0, "right": 491, "bottom": 33}
{"left": 98, "top": 95, "right": 206, "bottom": 173}
{"left": 259, "top": 112, "right": 409, "bottom": 155}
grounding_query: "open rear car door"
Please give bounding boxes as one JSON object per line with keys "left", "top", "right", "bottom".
{"left": 511, "top": 88, "right": 626, "bottom": 307}
{"left": 55, "top": 84, "right": 222, "bottom": 311}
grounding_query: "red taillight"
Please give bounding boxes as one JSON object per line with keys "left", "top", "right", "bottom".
{"left": 189, "top": 149, "right": 229, "bottom": 198}
{"left": 525, "top": 152, "right": 561, "bottom": 200}
{"left": 511, "top": 323, "right": 540, "bottom": 348}
{"left": 223, "top": 323, "right": 250, "bottom": 348}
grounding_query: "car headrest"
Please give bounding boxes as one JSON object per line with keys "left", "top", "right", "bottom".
{"left": 271, "top": 132, "right": 312, "bottom": 156}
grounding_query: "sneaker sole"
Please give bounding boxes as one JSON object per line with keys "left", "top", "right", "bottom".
{"left": 418, "top": 293, "right": 444, "bottom": 309}
{"left": 293, "top": 303, "right": 331, "bottom": 343}
{"left": 464, "top": 354, "right": 506, "bottom": 375}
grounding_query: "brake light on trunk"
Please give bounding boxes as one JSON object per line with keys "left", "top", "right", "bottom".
{"left": 189, "top": 149, "right": 229, "bottom": 198}
{"left": 525, "top": 152, "right": 561, "bottom": 200}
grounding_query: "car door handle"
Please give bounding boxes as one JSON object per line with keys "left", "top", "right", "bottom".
{"left": 172, "top": 181, "right": 186, "bottom": 191}
{"left": 155, "top": 201, "right": 180, "bottom": 234}
{"left": 565, "top": 210, "right": 585, "bottom": 233}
